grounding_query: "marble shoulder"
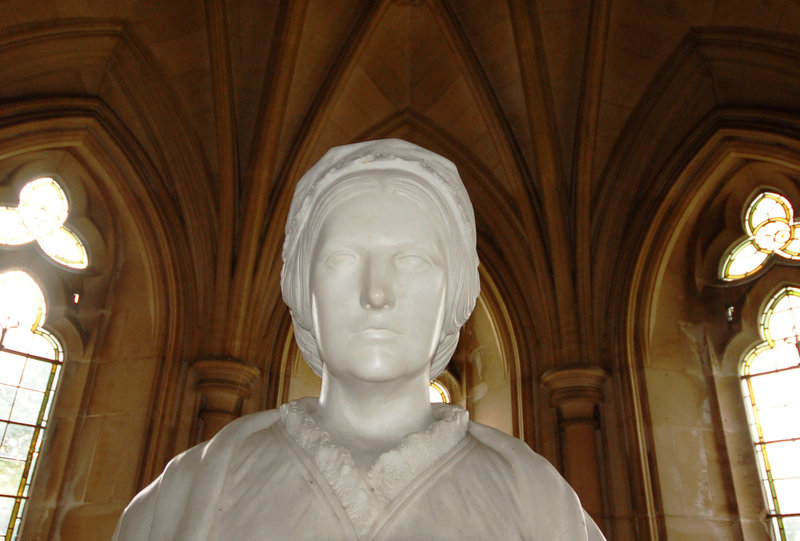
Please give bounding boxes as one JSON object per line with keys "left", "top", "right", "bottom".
{"left": 113, "top": 409, "right": 282, "bottom": 541}
{"left": 466, "top": 420, "right": 562, "bottom": 481}
{"left": 466, "top": 421, "right": 600, "bottom": 540}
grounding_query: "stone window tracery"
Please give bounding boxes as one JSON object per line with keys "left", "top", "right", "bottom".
{"left": 720, "top": 191, "right": 800, "bottom": 281}
{"left": 0, "top": 177, "right": 89, "bottom": 270}
{"left": 0, "top": 175, "right": 89, "bottom": 541}
{"left": 720, "top": 188, "right": 800, "bottom": 540}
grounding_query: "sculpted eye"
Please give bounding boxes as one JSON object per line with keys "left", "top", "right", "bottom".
{"left": 395, "top": 253, "right": 431, "bottom": 270}
{"left": 325, "top": 250, "right": 357, "bottom": 267}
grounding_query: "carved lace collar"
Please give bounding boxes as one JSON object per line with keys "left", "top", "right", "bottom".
{"left": 279, "top": 397, "right": 469, "bottom": 537}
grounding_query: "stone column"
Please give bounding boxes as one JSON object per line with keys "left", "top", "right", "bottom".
{"left": 541, "top": 366, "right": 608, "bottom": 523}
{"left": 193, "top": 358, "right": 260, "bottom": 440}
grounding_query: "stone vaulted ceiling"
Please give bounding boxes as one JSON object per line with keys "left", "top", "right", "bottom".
{"left": 1, "top": 0, "right": 799, "bottom": 376}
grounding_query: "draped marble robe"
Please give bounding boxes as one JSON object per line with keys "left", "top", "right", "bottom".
{"left": 113, "top": 398, "right": 605, "bottom": 540}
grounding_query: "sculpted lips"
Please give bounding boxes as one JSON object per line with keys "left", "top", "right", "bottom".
{"left": 358, "top": 328, "right": 399, "bottom": 339}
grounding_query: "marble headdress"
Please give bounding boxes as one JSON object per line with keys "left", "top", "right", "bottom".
{"left": 281, "top": 138, "right": 480, "bottom": 379}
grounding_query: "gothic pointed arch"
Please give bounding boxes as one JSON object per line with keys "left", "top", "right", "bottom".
{"left": 0, "top": 98, "right": 207, "bottom": 537}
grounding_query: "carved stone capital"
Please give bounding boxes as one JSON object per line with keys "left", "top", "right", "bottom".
{"left": 541, "top": 366, "right": 608, "bottom": 421}
{"left": 192, "top": 358, "right": 260, "bottom": 439}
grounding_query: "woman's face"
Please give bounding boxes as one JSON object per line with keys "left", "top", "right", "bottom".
{"left": 309, "top": 189, "right": 447, "bottom": 384}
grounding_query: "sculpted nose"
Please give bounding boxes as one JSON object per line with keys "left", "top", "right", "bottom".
{"left": 360, "top": 256, "right": 394, "bottom": 310}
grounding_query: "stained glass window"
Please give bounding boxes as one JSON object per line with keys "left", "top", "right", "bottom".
{"left": 429, "top": 380, "right": 450, "bottom": 404}
{"left": 0, "top": 177, "right": 88, "bottom": 270}
{"left": 720, "top": 192, "right": 800, "bottom": 281}
{"left": 741, "top": 286, "right": 800, "bottom": 541}
{"left": 0, "top": 271, "right": 63, "bottom": 541}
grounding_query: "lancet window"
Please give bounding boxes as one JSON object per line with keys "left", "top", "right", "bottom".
{"left": 721, "top": 189, "right": 800, "bottom": 540}
{"left": 0, "top": 271, "right": 63, "bottom": 541}
{"left": 0, "top": 176, "right": 88, "bottom": 540}
{"left": 740, "top": 286, "right": 800, "bottom": 540}
{"left": 429, "top": 380, "right": 450, "bottom": 404}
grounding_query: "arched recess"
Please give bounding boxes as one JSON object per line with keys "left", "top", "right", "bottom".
{"left": 252, "top": 111, "right": 551, "bottom": 447}
{"left": 0, "top": 99, "right": 198, "bottom": 540}
{"left": 625, "top": 116, "right": 800, "bottom": 540}
{"left": 591, "top": 28, "right": 800, "bottom": 539}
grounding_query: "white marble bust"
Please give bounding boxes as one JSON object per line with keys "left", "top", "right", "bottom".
{"left": 113, "top": 139, "right": 605, "bottom": 541}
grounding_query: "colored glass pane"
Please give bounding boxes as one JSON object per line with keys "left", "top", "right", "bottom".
{"left": 0, "top": 209, "right": 34, "bottom": 246}
{"left": 0, "top": 271, "right": 63, "bottom": 541}
{"left": 741, "top": 286, "right": 800, "bottom": 541}
{"left": 36, "top": 227, "right": 88, "bottom": 270}
{"left": 17, "top": 178, "right": 68, "bottom": 236}
{"left": 721, "top": 191, "right": 800, "bottom": 281}
{"left": 429, "top": 380, "right": 450, "bottom": 404}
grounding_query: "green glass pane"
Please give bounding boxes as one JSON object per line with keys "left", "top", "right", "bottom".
{"left": 0, "top": 425, "right": 33, "bottom": 461}
{"left": 8, "top": 390, "right": 42, "bottom": 425}
{"left": 0, "top": 459, "right": 23, "bottom": 494}
{"left": 759, "top": 404, "right": 800, "bottom": 442}
{"left": 0, "top": 388, "right": 14, "bottom": 420}
{"left": 0, "top": 496, "right": 13, "bottom": 535}
{"left": 20, "top": 360, "right": 51, "bottom": 392}
{"left": 750, "top": 371, "right": 800, "bottom": 409}
{"left": 774, "top": 478, "right": 800, "bottom": 514}
{"left": 0, "top": 356, "right": 23, "bottom": 388}
{"left": 783, "top": 516, "right": 800, "bottom": 541}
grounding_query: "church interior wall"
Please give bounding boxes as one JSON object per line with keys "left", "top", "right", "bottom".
{"left": 0, "top": 1, "right": 798, "bottom": 539}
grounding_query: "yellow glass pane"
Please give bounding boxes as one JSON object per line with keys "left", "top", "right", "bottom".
{"left": 0, "top": 208, "right": 35, "bottom": 246}
{"left": 429, "top": 380, "right": 450, "bottom": 404}
{"left": 746, "top": 192, "right": 792, "bottom": 236}
{"left": 0, "top": 497, "right": 13, "bottom": 534}
{"left": 721, "top": 239, "right": 769, "bottom": 280}
{"left": 18, "top": 177, "right": 68, "bottom": 236}
{"left": 764, "top": 290, "right": 800, "bottom": 344}
{"left": 0, "top": 272, "right": 46, "bottom": 331}
{"left": 743, "top": 344, "right": 776, "bottom": 375}
{"left": 753, "top": 220, "right": 792, "bottom": 251}
{"left": 36, "top": 226, "right": 88, "bottom": 270}
{"left": 776, "top": 225, "right": 800, "bottom": 259}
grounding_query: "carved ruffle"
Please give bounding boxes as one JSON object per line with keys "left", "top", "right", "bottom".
{"left": 280, "top": 398, "right": 468, "bottom": 537}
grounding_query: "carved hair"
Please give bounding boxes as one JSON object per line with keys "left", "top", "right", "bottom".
{"left": 281, "top": 139, "right": 480, "bottom": 379}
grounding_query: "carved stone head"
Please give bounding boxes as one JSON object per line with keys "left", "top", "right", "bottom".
{"left": 281, "top": 139, "right": 480, "bottom": 379}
